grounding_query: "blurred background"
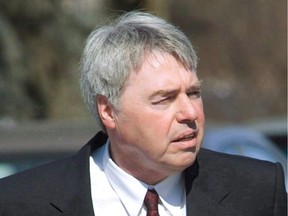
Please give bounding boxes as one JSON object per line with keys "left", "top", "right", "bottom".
{"left": 0, "top": 0, "right": 286, "bottom": 180}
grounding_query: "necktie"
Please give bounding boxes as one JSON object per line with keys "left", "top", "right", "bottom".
{"left": 144, "top": 189, "right": 160, "bottom": 216}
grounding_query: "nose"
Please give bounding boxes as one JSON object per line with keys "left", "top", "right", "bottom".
{"left": 175, "top": 95, "right": 198, "bottom": 123}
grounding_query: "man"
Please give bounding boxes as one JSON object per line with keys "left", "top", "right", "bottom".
{"left": 0, "top": 11, "right": 286, "bottom": 216}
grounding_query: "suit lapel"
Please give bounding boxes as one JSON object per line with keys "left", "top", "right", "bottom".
{"left": 186, "top": 186, "right": 230, "bottom": 216}
{"left": 48, "top": 143, "right": 94, "bottom": 216}
{"left": 49, "top": 132, "right": 108, "bottom": 215}
{"left": 185, "top": 149, "right": 231, "bottom": 216}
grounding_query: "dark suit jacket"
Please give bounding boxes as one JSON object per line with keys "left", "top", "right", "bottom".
{"left": 0, "top": 132, "right": 286, "bottom": 215}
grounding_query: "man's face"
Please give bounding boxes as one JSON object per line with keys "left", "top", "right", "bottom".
{"left": 109, "top": 52, "right": 205, "bottom": 183}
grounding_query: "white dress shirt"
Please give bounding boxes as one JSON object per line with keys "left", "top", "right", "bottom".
{"left": 89, "top": 140, "right": 186, "bottom": 215}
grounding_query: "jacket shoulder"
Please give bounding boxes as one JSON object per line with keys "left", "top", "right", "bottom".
{"left": 0, "top": 156, "right": 73, "bottom": 198}
{"left": 197, "top": 148, "right": 284, "bottom": 186}
{"left": 192, "top": 148, "right": 287, "bottom": 215}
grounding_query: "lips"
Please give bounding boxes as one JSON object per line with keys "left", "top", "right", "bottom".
{"left": 172, "top": 130, "right": 198, "bottom": 142}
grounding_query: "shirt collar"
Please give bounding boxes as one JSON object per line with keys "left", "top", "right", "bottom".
{"left": 103, "top": 141, "right": 147, "bottom": 215}
{"left": 102, "top": 140, "right": 185, "bottom": 216}
{"left": 154, "top": 171, "right": 185, "bottom": 215}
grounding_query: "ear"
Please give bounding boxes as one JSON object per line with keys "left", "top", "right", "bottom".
{"left": 97, "top": 95, "right": 116, "bottom": 129}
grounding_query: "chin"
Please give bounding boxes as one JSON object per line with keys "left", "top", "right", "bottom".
{"left": 175, "top": 154, "right": 197, "bottom": 171}
{"left": 186, "top": 150, "right": 198, "bottom": 161}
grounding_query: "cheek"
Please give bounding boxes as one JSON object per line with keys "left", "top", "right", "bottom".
{"left": 196, "top": 101, "right": 205, "bottom": 121}
{"left": 146, "top": 111, "right": 175, "bottom": 133}
{"left": 117, "top": 101, "right": 176, "bottom": 143}
{"left": 131, "top": 112, "right": 175, "bottom": 155}
{"left": 198, "top": 110, "right": 205, "bottom": 123}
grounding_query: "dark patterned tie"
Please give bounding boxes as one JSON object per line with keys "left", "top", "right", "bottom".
{"left": 144, "top": 189, "right": 160, "bottom": 216}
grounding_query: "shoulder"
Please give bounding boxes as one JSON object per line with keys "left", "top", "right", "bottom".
{"left": 0, "top": 156, "right": 75, "bottom": 199}
{"left": 0, "top": 140, "right": 95, "bottom": 215}
{"left": 0, "top": 132, "right": 104, "bottom": 200}
{"left": 198, "top": 147, "right": 279, "bottom": 169}
{"left": 196, "top": 148, "right": 286, "bottom": 197}
{"left": 191, "top": 148, "right": 287, "bottom": 215}
{"left": 197, "top": 148, "right": 284, "bottom": 184}
{"left": 0, "top": 139, "right": 92, "bottom": 199}
{"left": 197, "top": 148, "right": 286, "bottom": 208}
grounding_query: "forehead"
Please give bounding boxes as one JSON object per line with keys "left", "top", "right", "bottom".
{"left": 126, "top": 51, "right": 199, "bottom": 89}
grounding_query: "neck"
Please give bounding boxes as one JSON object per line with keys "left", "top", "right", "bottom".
{"left": 108, "top": 144, "right": 172, "bottom": 185}
{"left": 111, "top": 150, "right": 169, "bottom": 185}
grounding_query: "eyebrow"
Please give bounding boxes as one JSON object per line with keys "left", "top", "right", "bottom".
{"left": 187, "top": 81, "right": 202, "bottom": 91}
{"left": 148, "top": 89, "right": 179, "bottom": 100}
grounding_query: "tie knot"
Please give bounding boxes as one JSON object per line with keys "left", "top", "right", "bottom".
{"left": 144, "top": 189, "right": 159, "bottom": 216}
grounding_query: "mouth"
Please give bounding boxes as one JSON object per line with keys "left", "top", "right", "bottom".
{"left": 172, "top": 130, "right": 198, "bottom": 142}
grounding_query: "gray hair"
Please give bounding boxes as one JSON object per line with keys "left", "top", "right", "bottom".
{"left": 80, "top": 11, "right": 198, "bottom": 131}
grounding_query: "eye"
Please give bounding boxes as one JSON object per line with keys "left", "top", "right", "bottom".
{"left": 152, "top": 95, "right": 175, "bottom": 105}
{"left": 187, "top": 90, "right": 201, "bottom": 99}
